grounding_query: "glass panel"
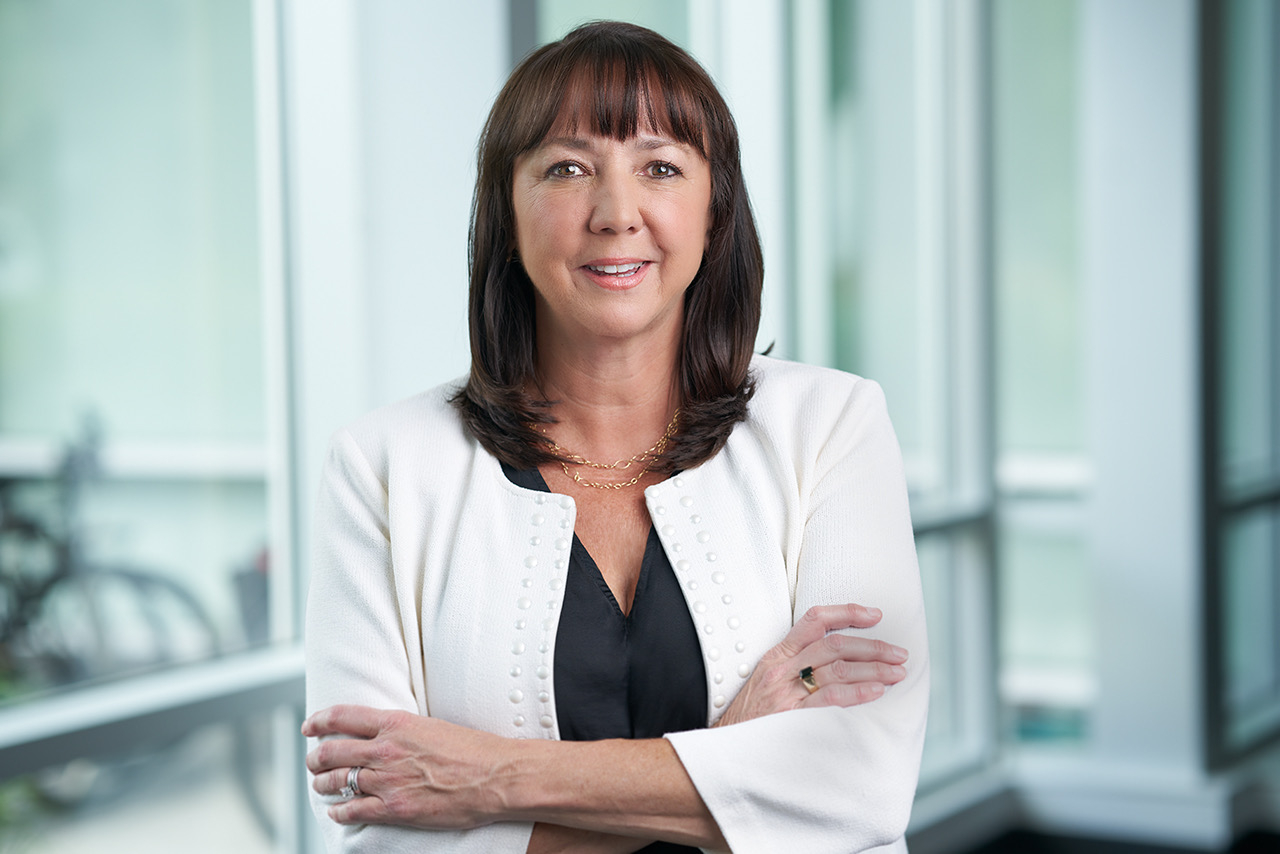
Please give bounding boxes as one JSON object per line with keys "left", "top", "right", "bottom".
{"left": 991, "top": 0, "right": 1082, "bottom": 457}
{"left": 0, "top": 713, "right": 281, "bottom": 853}
{"left": 1223, "top": 506, "right": 1280, "bottom": 750}
{"left": 0, "top": 0, "right": 270, "bottom": 701}
{"left": 1219, "top": 0, "right": 1278, "bottom": 491}
{"left": 998, "top": 514, "right": 1092, "bottom": 744}
{"left": 829, "top": 0, "right": 949, "bottom": 501}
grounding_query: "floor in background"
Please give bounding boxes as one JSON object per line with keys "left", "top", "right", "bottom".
{"left": 964, "top": 830, "right": 1280, "bottom": 854}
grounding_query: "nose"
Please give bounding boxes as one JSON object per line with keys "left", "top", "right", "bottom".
{"left": 587, "top": 170, "right": 642, "bottom": 234}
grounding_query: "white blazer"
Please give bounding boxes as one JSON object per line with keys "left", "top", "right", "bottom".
{"left": 306, "top": 355, "right": 929, "bottom": 854}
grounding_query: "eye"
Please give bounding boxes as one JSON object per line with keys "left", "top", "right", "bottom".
{"left": 647, "top": 161, "right": 683, "bottom": 178}
{"left": 548, "top": 161, "right": 586, "bottom": 177}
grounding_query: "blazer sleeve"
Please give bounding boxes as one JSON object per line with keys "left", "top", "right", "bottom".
{"left": 304, "top": 428, "right": 535, "bottom": 853}
{"left": 664, "top": 378, "right": 930, "bottom": 854}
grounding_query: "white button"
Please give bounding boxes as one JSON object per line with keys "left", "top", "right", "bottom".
{"left": 517, "top": 597, "right": 531, "bottom": 610}
{"left": 536, "top": 665, "right": 550, "bottom": 679}
{"left": 686, "top": 580, "right": 698, "bottom": 591}
{"left": 524, "top": 556, "right": 538, "bottom": 568}
{"left": 738, "top": 663, "right": 751, "bottom": 678}
{"left": 539, "top": 641, "right": 550, "bottom": 653}
{"left": 661, "top": 525, "right": 676, "bottom": 536}
{"left": 530, "top": 536, "right": 541, "bottom": 546}
{"left": 706, "top": 552, "right": 717, "bottom": 562}
{"left": 655, "top": 505, "right": 666, "bottom": 515}
{"left": 538, "top": 691, "right": 550, "bottom": 703}
{"left": 560, "top": 519, "right": 572, "bottom": 529}
{"left": 555, "top": 538, "right": 569, "bottom": 550}
{"left": 721, "top": 595, "right": 733, "bottom": 605}
{"left": 531, "top": 513, "right": 545, "bottom": 525}
{"left": 534, "top": 495, "right": 546, "bottom": 505}
{"left": 510, "top": 665, "right": 522, "bottom": 677}
{"left": 515, "top": 619, "right": 526, "bottom": 630}
{"left": 512, "top": 642, "right": 525, "bottom": 654}
{"left": 714, "top": 673, "right": 724, "bottom": 684}
{"left": 712, "top": 571, "right": 725, "bottom": 583}
{"left": 727, "top": 617, "right": 741, "bottom": 630}
{"left": 680, "top": 496, "right": 694, "bottom": 507}
{"left": 509, "top": 690, "right": 523, "bottom": 703}
{"left": 689, "top": 514, "right": 701, "bottom": 524}
{"left": 542, "top": 618, "right": 555, "bottom": 630}
{"left": 703, "top": 624, "right": 714, "bottom": 634}
{"left": 673, "top": 477, "right": 684, "bottom": 488}
{"left": 707, "top": 647, "right": 721, "bottom": 661}
{"left": 540, "top": 715, "right": 554, "bottom": 728}
{"left": 735, "top": 641, "right": 746, "bottom": 653}
{"left": 672, "top": 543, "right": 682, "bottom": 552}
{"left": 559, "top": 496, "right": 573, "bottom": 509}
{"left": 694, "top": 601, "right": 707, "bottom": 614}
{"left": 554, "top": 559, "right": 566, "bottom": 570}
{"left": 696, "top": 531, "right": 711, "bottom": 543}
{"left": 677, "top": 560, "right": 690, "bottom": 572}
{"left": 549, "top": 578, "right": 563, "bottom": 590}
{"left": 713, "top": 695, "right": 725, "bottom": 708}
{"left": 514, "top": 715, "right": 525, "bottom": 726}
{"left": 522, "top": 578, "right": 533, "bottom": 587}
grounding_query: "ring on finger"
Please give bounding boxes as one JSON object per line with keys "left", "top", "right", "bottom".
{"left": 340, "top": 766, "right": 363, "bottom": 800}
{"left": 799, "top": 666, "right": 819, "bottom": 695}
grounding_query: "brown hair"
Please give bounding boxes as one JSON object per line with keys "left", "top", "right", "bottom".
{"left": 451, "top": 20, "right": 763, "bottom": 471}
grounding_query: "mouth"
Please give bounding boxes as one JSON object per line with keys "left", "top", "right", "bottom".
{"left": 580, "top": 260, "right": 650, "bottom": 290}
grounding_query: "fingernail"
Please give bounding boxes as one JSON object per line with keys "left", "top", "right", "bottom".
{"left": 891, "top": 645, "right": 908, "bottom": 660}
{"left": 866, "top": 607, "right": 882, "bottom": 619}
{"left": 890, "top": 665, "right": 907, "bottom": 679}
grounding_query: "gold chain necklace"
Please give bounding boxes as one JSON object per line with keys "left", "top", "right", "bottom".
{"left": 539, "top": 408, "right": 680, "bottom": 490}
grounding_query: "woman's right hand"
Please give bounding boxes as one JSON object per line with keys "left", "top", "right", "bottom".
{"left": 713, "top": 603, "right": 908, "bottom": 728}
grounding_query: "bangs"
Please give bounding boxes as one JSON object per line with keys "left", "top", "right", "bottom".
{"left": 549, "top": 59, "right": 710, "bottom": 155}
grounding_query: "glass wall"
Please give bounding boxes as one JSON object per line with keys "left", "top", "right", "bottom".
{"left": 0, "top": 1, "right": 300, "bottom": 849}
{"left": 1209, "top": 0, "right": 1280, "bottom": 761}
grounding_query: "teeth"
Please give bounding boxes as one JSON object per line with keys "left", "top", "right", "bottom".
{"left": 589, "top": 262, "right": 643, "bottom": 275}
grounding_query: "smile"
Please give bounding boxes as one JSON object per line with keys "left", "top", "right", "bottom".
{"left": 585, "top": 262, "right": 645, "bottom": 276}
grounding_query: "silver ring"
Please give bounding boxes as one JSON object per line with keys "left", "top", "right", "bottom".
{"left": 340, "top": 766, "right": 362, "bottom": 799}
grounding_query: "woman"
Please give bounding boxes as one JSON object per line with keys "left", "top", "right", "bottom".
{"left": 303, "top": 20, "right": 928, "bottom": 854}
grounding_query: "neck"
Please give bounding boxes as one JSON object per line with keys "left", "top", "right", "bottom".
{"left": 533, "top": 323, "right": 681, "bottom": 463}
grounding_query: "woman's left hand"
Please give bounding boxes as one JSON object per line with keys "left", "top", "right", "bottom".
{"left": 303, "top": 705, "right": 514, "bottom": 829}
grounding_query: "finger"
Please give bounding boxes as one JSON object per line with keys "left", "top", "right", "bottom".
{"left": 802, "top": 680, "right": 887, "bottom": 709}
{"left": 314, "top": 765, "right": 377, "bottom": 798}
{"left": 305, "top": 736, "right": 380, "bottom": 775}
{"left": 303, "top": 704, "right": 387, "bottom": 739}
{"left": 796, "top": 633, "right": 909, "bottom": 672}
{"left": 818, "top": 658, "right": 907, "bottom": 688}
{"left": 775, "top": 603, "right": 884, "bottom": 657}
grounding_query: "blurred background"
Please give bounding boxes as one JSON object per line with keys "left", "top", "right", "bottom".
{"left": 0, "top": 0, "right": 1276, "bottom": 852}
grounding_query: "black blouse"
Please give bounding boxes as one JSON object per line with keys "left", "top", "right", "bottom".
{"left": 502, "top": 464, "right": 706, "bottom": 854}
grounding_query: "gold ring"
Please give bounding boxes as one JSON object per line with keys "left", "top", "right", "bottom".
{"left": 799, "top": 666, "right": 819, "bottom": 695}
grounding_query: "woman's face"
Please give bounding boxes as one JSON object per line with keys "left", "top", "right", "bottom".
{"left": 511, "top": 123, "right": 712, "bottom": 351}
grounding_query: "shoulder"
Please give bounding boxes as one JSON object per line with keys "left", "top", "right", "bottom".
{"left": 325, "top": 377, "right": 475, "bottom": 484}
{"left": 747, "top": 354, "right": 890, "bottom": 434}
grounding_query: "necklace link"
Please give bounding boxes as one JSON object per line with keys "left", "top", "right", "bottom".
{"left": 540, "top": 409, "right": 679, "bottom": 490}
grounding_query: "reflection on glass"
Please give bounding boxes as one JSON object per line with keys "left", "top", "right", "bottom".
{"left": 0, "top": 0, "right": 268, "bottom": 700}
{"left": 917, "top": 534, "right": 956, "bottom": 762}
{"left": 0, "top": 715, "right": 278, "bottom": 853}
